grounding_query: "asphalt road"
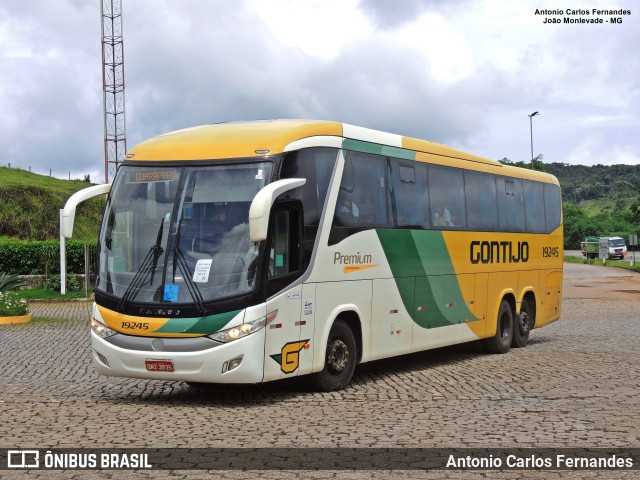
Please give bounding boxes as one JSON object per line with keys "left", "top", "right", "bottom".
{"left": 1, "top": 262, "right": 639, "bottom": 479}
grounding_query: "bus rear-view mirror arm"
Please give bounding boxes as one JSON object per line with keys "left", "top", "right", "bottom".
{"left": 61, "top": 183, "right": 112, "bottom": 239}
{"left": 249, "top": 178, "right": 306, "bottom": 242}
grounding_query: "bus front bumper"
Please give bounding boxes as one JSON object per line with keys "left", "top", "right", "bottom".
{"left": 90, "top": 328, "right": 265, "bottom": 384}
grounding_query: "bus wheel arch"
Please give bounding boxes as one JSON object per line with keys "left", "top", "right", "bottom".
{"left": 310, "top": 312, "right": 360, "bottom": 391}
{"left": 513, "top": 292, "right": 536, "bottom": 348}
{"left": 483, "top": 295, "right": 515, "bottom": 354}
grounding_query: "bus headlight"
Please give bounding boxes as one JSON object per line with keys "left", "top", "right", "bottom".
{"left": 91, "top": 317, "right": 117, "bottom": 339}
{"left": 209, "top": 316, "right": 267, "bottom": 343}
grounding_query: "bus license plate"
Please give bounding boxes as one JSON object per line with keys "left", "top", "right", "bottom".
{"left": 145, "top": 359, "right": 174, "bottom": 372}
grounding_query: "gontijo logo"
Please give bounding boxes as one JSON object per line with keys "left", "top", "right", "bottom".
{"left": 333, "top": 251, "right": 378, "bottom": 273}
{"left": 470, "top": 241, "right": 529, "bottom": 264}
{"left": 270, "top": 340, "right": 310, "bottom": 374}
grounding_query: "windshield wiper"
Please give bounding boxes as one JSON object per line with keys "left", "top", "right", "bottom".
{"left": 116, "top": 219, "right": 165, "bottom": 311}
{"left": 171, "top": 218, "right": 207, "bottom": 316}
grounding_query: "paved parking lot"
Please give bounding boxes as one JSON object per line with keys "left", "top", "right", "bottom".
{"left": 1, "top": 263, "right": 639, "bottom": 479}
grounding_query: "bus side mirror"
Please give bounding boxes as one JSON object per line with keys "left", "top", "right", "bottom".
{"left": 249, "top": 178, "right": 306, "bottom": 242}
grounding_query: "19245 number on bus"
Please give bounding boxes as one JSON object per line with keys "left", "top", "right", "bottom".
{"left": 121, "top": 322, "right": 149, "bottom": 330}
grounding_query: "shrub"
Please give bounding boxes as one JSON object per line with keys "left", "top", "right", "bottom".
{"left": 43, "top": 275, "right": 81, "bottom": 292}
{"left": 0, "top": 272, "right": 27, "bottom": 293}
{"left": 0, "top": 240, "right": 96, "bottom": 275}
{"left": 0, "top": 291, "right": 28, "bottom": 316}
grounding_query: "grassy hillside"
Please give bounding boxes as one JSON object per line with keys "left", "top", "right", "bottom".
{"left": 0, "top": 167, "right": 105, "bottom": 242}
{"left": 545, "top": 163, "right": 637, "bottom": 215}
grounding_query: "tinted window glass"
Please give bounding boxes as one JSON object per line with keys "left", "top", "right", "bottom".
{"left": 280, "top": 147, "right": 338, "bottom": 268}
{"left": 389, "top": 159, "right": 429, "bottom": 228}
{"left": 97, "top": 163, "right": 272, "bottom": 305}
{"left": 280, "top": 148, "right": 338, "bottom": 226}
{"left": 524, "top": 180, "right": 546, "bottom": 233}
{"left": 334, "top": 151, "right": 387, "bottom": 227}
{"left": 428, "top": 165, "right": 466, "bottom": 228}
{"left": 544, "top": 183, "right": 562, "bottom": 232}
{"left": 497, "top": 177, "right": 525, "bottom": 231}
{"left": 464, "top": 171, "right": 497, "bottom": 230}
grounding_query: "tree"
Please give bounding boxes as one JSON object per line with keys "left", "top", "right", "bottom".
{"left": 498, "top": 155, "right": 545, "bottom": 171}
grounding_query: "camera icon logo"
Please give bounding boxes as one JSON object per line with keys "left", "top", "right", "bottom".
{"left": 7, "top": 450, "right": 40, "bottom": 468}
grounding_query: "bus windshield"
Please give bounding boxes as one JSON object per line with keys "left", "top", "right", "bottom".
{"left": 97, "top": 162, "right": 273, "bottom": 308}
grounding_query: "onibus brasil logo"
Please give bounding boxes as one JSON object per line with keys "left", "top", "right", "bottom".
{"left": 270, "top": 340, "right": 309, "bottom": 374}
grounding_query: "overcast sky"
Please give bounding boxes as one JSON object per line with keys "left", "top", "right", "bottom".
{"left": 1, "top": 0, "right": 638, "bottom": 182}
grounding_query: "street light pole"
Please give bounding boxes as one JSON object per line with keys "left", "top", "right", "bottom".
{"left": 529, "top": 111, "right": 539, "bottom": 169}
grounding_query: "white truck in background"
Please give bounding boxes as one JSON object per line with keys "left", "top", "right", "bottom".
{"left": 580, "top": 236, "right": 627, "bottom": 260}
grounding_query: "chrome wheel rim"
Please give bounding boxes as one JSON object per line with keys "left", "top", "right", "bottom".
{"left": 327, "top": 338, "right": 349, "bottom": 375}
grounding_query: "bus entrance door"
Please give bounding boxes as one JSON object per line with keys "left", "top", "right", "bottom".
{"left": 262, "top": 205, "right": 311, "bottom": 381}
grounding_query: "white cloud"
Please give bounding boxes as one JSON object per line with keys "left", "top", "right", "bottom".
{"left": 246, "top": 0, "right": 372, "bottom": 60}
{"left": 566, "top": 138, "right": 640, "bottom": 166}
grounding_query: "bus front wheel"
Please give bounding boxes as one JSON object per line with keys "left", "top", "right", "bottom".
{"left": 310, "top": 319, "right": 357, "bottom": 391}
{"left": 483, "top": 300, "right": 513, "bottom": 354}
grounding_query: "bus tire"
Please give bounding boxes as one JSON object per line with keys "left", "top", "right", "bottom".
{"left": 483, "top": 300, "right": 513, "bottom": 354}
{"left": 512, "top": 298, "right": 533, "bottom": 348}
{"left": 310, "top": 319, "right": 357, "bottom": 391}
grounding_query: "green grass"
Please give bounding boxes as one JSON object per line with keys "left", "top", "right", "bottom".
{"left": 578, "top": 199, "right": 607, "bottom": 217}
{"left": 0, "top": 166, "right": 91, "bottom": 189}
{"left": 28, "top": 316, "right": 66, "bottom": 325}
{"left": 0, "top": 166, "right": 104, "bottom": 241}
{"left": 17, "top": 289, "right": 91, "bottom": 300}
{"left": 564, "top": 255, "right": 640, "bottom": 273}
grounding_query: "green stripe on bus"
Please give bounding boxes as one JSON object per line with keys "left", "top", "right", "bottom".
{"left": 342, "top": 139, "right": 416, "bottom": 161}
{"left": 376, "top": 229, "right": 478, "bottom": 329}
{"left": 155, "top": 309, "right": 242, "bottom": 335}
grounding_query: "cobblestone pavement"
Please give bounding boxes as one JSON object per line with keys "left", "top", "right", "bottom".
{"left": 1, "top": 263, "right": 638, "bottom": 479}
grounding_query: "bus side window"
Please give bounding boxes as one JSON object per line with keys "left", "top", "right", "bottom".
{"left": 524, "top": 180, "right": 546, "bottom": 233}
{"left": 388, "top": 159, "right": 429, "bottom": 229}
{"left": 266, "top": 204, "right": 303, "bottom": 297}
{"left": 333, "top": 151, "right": 388, "bottom": 227}
{"left": 464, "top": 171, "right": 498, "bottom": 230}
{"left": 544, "top": 183, "right": 562, "bottom": 232}
{"left": 428, "top": 165, "right": 466, "bottom": 228}
{"left": 497, "top": 177, "right": 525, "bottom": 231}
{"left": 279, "top": 148, "right": 338, "bottom": 269}
{"left": 269, "top": 211, "right": 292, "bottom": 278}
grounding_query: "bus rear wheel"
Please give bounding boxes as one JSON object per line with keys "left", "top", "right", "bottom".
{"left": 483, "top": 300, "right": 513, "bottom": 354}
{"left": 512, "top": 298, "right": 534, "bottom": 348}
{"left": 310, "top": 319, "right": 357, "bottom": 391}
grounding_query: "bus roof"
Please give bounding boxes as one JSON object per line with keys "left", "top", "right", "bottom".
{"left": 125, "top": 119, "right": 558, "bottom": 184}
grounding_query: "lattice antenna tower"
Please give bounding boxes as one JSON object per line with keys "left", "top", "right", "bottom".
{"left": 101, "top": 0, "right": 127, "bottom": 183}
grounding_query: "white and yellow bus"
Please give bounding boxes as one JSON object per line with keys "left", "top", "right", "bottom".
{"left": 82, "top": 120, "right": 562, "bottom": 391}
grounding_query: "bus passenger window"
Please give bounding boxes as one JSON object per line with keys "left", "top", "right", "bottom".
{"left": 428, "top": 165, "right": 466, "bottom": 228}
{"left": 334, "top": 151, "right": 387, "bottom": 227}
{"left": 524, "top": 180, "right": 546, "bottom": 233}
{"left": 544, "top": 184, "right": 561, "bottom": 232}
{"left": 497, "top": 177, "right": 525, "bottom": 231}
{"left": 465, "top": 171, "right": 498, "bottom": 230}
{"left": 388, "top": 159, "right": 429, "bottom": 229}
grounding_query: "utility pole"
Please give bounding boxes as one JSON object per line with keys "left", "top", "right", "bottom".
{"left": 528, "top": 111, "right": 539, "bottom": 170}
{"left": 101, "top": 0, "right": 127, "bottom": 183}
